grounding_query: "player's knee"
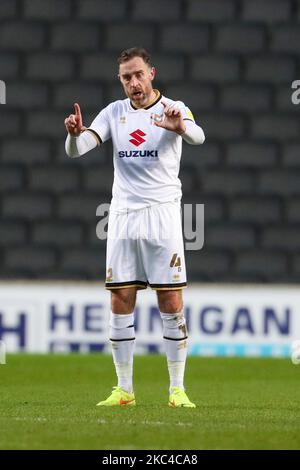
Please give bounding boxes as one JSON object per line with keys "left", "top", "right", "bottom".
{"left": 161, "top": 301, "right": 181, "bottom": 314}
{"left": 157, "top": 290, "right": 183, "bottom": 313}
{"left": 111, "top": 288, "right": 136, "bottom": 314}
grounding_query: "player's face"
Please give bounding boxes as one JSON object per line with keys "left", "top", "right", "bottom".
{"left": 119, "top": 57, "right": 155, "bottom": 108}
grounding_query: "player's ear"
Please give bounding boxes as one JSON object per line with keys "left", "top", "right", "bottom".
{"left": 117, "top": 74, "right": 121, "bottom": 81}
{"left": 150, "top": 66, "right": 156, "bottom": 81}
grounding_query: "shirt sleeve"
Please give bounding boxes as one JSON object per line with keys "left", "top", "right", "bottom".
{"left": 87, "top": 105, "right": 111, "bottom": 144}
{"left": 181, "top": 120, "right": 205, "bottom": 145}
{"left": 179, "top": 103, "right": 196, "bottom": 123}
{"left": 173, "top": 101, "right": 204, "bottom": 145}
{"left": 65, "top": 131, "right": 98, "bottom": 158}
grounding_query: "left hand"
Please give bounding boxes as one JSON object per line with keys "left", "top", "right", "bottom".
{"left": 154, "top": 100, "right": 186, "bottom": 135}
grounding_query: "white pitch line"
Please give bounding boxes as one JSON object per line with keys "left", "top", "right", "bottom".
{"left": 97, "top": 419, "right": 193, "bottom": 427}
{"left": 11, "top": 417, "right": 47, "bottom": 422}
{"left": 9, "top": 417, "right": 193, "bottom": 428}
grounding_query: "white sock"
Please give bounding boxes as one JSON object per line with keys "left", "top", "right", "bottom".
{"left": 109, "top": 311, "right": 135, "bottom": 393}
{"left": 160, "top": 311, "right": 188, "bottom": 393}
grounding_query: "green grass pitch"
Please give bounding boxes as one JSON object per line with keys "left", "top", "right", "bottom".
{"left": 0, "top": 354, "right": 299, "bottom": 450}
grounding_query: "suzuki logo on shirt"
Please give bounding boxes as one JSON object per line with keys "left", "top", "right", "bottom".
{"left": 129, "top": 129, "right": 146, "bottom": 146}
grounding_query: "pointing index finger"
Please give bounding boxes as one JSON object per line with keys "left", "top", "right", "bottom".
{"left": 74, "top": 102, "right": 81, "bottom": 117}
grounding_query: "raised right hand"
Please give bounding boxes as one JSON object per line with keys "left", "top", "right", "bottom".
{"left": 64, "top": 103, "right": 86, "bottom": 136}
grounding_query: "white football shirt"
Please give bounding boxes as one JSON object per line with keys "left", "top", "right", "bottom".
{"left": 88, "top": 90, "right": 195, "bottom": 212}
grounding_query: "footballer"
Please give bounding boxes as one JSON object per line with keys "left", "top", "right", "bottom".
{"left": 65, "top": 47, "right": 205, "bottom": 407}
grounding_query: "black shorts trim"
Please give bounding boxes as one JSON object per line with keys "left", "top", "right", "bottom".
{"left": 105, "top": 280, "right": 147, "bottom": 290}
{"left": 150, "top": 282, "right": 187, "bottom": 291}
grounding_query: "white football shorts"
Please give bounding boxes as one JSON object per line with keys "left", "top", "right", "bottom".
{"left": 105, "top": 201, "right": 187, "bottom": 290}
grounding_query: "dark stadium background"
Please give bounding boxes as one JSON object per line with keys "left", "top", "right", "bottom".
{"left": 1, "top": 0, "right": 300, "bottom": 284}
